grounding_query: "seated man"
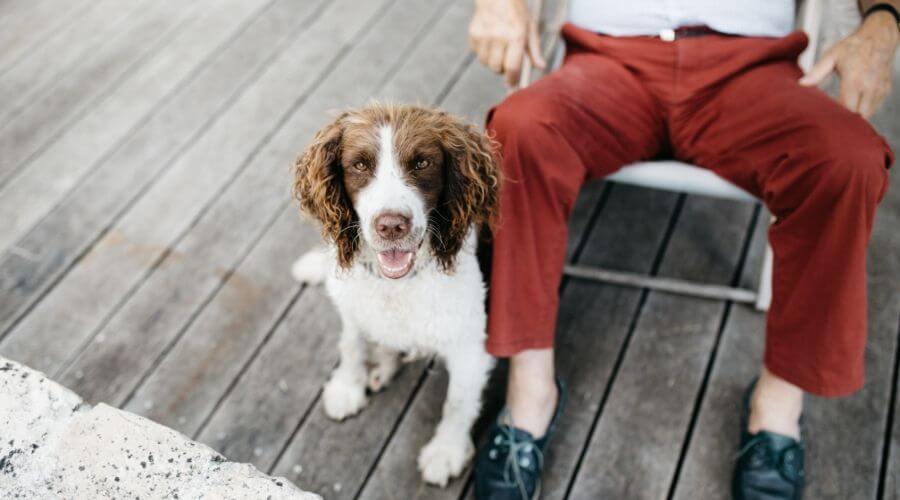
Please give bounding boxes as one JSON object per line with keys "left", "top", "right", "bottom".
{"left": 468, "top": 0, "right": 897, "bottom": 498}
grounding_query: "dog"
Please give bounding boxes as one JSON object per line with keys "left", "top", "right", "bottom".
{"left": 290, "top": 104, "right": 499, "bottom": 486}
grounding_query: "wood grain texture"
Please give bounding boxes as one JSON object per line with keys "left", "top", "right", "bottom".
{"left": 0, "top": 0, "right": 142, "bottom": 122}
{"left": 50, "top": 0, "right": 396, "bottom": 403}
{"left": 0, "top": 0, "right": 274, "bottom": 252}
{"left": 0, "top": 0, "right": 201, "bottom": 185}
{"left": 0, "top": 0, "right": 365, "bottom": 375}
{"left": 0, "top": 0, "right": 92, "bottom": 73}
{"left": 670, "top": 213, "right": 769, "bottom": 500}
{"left": 121, "top": 209, "right": 319, "bottom": 431}
{"left": 0, "top": 0, "right": 327, "bottom": 349}
{"left": 194, "top": 286, "right": 342, "bottom": 473}
{"left": 566, "top": 196, "right": 754, "bottom": 499}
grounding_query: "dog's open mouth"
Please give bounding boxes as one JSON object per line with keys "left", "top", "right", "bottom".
{"left": 376, "top": 249, "right": 416, "bottom": 279}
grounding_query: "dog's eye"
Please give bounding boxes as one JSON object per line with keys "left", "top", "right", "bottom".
{"left": 353, "top": 161, "right": 369, "bottom": 172}
{"left": 414, "top": 159, "right": 431, "bottom": 170}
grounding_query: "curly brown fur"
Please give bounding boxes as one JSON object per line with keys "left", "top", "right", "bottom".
{"left": 291, "top": 112, "right": 360, "bottom": 268}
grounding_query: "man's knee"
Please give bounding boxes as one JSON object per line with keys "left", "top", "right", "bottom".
{"left": 487, "top": 87, "right": 562, "bottom": 151}
{"left": 792, "top": 121, "right": 891, "bottom": 206}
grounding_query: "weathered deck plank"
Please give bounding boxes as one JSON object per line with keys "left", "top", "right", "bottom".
{"left": 0, "top": 0, "right": 328, "bottom": 351}
{"left": 0, "top": 0, "right": 355, "bottom": 375}
{"left": 670, "top": 214, "right": 769, "bottom": 500}
{"left": 123, "top": 207, "right": 318, "bottom": 427}
{"left": 0, "top": 0, "right": 92, "bottom": 73}
{"left": 0, "top": 0, "right": 204, "bottom": 185}
{"left": 566, "top": 197, "right": 754, "bottom": 499}
{"left": 57, "top": 0, "right": 443, "bottom": 414}
{"left": 0, "top": 0, "right": 141, "bottom": 123}
{"left": 0, "top": 0, "right": 274, "bottom": 252}
{"left": 195, "top": 286, "right": 343, "bottom": 473}
{"left": 50, "top": 0, "right": 393, "bottom": 402}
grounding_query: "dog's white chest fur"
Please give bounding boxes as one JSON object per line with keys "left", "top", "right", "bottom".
{"left": 326, "top": 248, "right": 486, "bottom": 355}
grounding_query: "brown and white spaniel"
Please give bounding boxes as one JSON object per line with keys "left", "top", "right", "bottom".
{"left": 291, "top": 104, "right": 499, "bottom": 486}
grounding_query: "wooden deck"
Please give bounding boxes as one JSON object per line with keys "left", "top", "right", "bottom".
{"left": 1, "top": 1, "right": 898, "bottom": 498}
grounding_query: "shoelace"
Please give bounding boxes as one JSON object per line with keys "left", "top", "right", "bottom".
{"left": 734, "top": 436, "right": 803, "bottom": 479}
{"left": 494, "top": 412, "right": 544, "bottom": 500}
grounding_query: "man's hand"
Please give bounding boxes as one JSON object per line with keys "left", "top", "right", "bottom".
{"left": 800, "top": 11, "right": 899, "bottom": 118}
{"left": 469, "top": 0, "right": 546, "bottom": 88}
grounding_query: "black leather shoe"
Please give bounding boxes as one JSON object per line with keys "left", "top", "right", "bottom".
{"left": 732, "top": 380, "right": 805, "bottom": 500}
{"left": 474, "top": 378, "right": 566, "bottom": 500}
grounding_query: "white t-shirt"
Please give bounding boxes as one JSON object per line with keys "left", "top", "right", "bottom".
{"left": 568, "top": 0, "right": 796, "bottom": 37}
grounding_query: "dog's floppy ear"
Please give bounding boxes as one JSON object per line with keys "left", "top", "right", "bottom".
{"left": 431, "top": 113, "right": 501, "bottom": 272}
{"left": 292, "top": 112, "right": 359, "bottom": 268}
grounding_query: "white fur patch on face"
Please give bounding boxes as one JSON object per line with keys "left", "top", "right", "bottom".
{"left": 355, "top": 125, "right": 427, "bottom": 250}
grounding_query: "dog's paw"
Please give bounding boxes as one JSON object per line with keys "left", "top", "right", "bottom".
{"left": 322, "top": 378, "right": 367, "bottom": 421}
{"left": 367, "top": 356, "right": 399, "bottom": 393}
{"left": 417, "top": 434, "right": 474, "bottom": 487}
{"left": 291, "top": 248, "right": 329, "bottom": 285}
{"left": 366, "top": 366, "right": 394, "bottom": 393}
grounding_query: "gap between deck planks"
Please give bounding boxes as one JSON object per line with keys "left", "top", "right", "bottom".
{"left": 0, "top": 0, "right": 334, "bottom": 370}
{"left": 53, "top": 0, "right": 418, "bottom": 406}
{"left": 0, "top": 0, "right": 278, "bottom": 253}
{"left": 0, "top": 0, "right": 330, "bottom": 353}
{"left": 563, "top": 196, "right": 754, "bottom": 499}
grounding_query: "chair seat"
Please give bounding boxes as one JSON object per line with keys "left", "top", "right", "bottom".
{"left": 608, "top": 161, "right": 759, "bottom": 203}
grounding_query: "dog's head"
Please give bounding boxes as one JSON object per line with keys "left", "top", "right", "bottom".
{"left": 293, "top": 104, "right": 500, "bottom": 279}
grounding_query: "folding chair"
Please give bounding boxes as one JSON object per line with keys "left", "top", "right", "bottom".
{"left": 517, "top": 0, "right": 824, "bottom": 311}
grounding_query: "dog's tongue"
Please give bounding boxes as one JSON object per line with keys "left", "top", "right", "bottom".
{"left": 376, "top": 249, "right": 415, "bottom": 279}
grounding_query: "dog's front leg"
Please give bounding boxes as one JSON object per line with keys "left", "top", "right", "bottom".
{"left": 418, "top": 345, "right": 495, "bottom": 486}
{"left": 367, "top": 344, "right": 401, "bottom": 393}
{"left": 322, "top": 322, "right": 368, "bottom": 421}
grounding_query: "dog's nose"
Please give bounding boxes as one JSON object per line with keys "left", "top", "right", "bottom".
{"left": 375, "top": 213, "right": 411, "bottom": 241}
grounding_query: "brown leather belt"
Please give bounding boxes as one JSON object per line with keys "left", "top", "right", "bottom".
{"left": 657, "top": 25, "right": 725, "bottom": 41}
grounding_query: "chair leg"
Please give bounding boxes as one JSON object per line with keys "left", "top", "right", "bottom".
{"left": 755, "top": 242, "right": 773, "bottom": 311}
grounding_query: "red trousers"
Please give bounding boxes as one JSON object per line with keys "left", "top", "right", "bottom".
{"left": 485, "top": 24, "right": 893, "bottom": 397}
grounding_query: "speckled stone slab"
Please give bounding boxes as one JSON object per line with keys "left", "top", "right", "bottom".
{"left": 0, "top": 357, "right": 321, "bottom": 499}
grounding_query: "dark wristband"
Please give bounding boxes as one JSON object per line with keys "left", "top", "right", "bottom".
{"left": 864, "top": 3, "right": 900, "bottom": 30}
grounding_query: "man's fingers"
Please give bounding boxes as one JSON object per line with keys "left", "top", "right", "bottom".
{"left": 472, "top": 38, "right": 490, "bottom": 67}
{"left": 527, "top": 20, "right": 546, "bottom": 68}
{"left": 799, "top": 52, "right": 836, "bottom": 86}
{"left": 487, "top": 39, "right": 507, "bottom": 73}
{"left": 503, "top": 38, "right": 525, "bottom": 87}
